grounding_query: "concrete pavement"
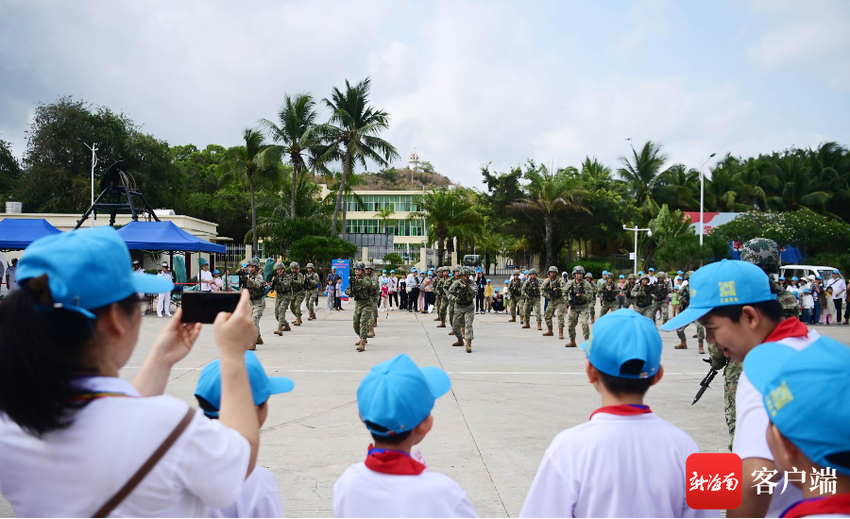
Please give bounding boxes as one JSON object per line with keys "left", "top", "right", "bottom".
{"left": 2, "top": 301, "right": 848, "bottom": 517}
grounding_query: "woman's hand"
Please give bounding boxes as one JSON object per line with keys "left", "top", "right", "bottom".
{"left": 152, "top": 308, "right": 202, "bottom": 365}
{"left": 214, "top": 290, "right": 255, "bottom": 358}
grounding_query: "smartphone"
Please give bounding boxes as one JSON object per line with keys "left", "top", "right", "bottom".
{"left": 181, "top": 292, "right": 241, "bottom": 323}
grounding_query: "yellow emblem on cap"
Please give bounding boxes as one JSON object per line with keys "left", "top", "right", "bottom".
{"left": 719, "top": 281, "right": 738, "bottom": 303}
{"left": 765, "top": 380, "right": 794, "bottom": 418}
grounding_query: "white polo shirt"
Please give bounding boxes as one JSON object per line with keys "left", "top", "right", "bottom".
{"left": 200, "top": 269, "right": 214, "bottom": 292}
{"left": 0, "top": 377, "right": 250, "bottom": 517}
{"left": 520, "top": 411, "right": 717, "bottom": 518}
{"left": 825, "top": 277, "right": 846, "bottom": 299}
{"left": 333, "top": 462, "right": 477, "bottom": 518}
{"left": 210, "top": 465, "right": 283, "bottom": 518}
{"left": 733, "top": 327, "right": 820, "bottom": 517}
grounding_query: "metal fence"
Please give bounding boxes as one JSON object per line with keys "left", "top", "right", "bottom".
{"left": 341, "top": 231, "right": 395, "bottom": 262}
{"left": 215, "top": 243, "right": 247, "bottom": 269}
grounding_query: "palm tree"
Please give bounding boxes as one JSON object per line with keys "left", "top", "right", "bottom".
{"left": 319, "top": 78, "right": 399, "bottom": 232}
{"left": 510, "top": 167, "right": 589, "bottom": 268}
{"left": 372, "top": 204, "right": 395, "bottom": 232}
{"left": 766, "top": 151, "right": 831, "bottom": 213}
{"left": 259, "top": 93, "right": 320, "bottom": 219}
{"left": 322, "top": 170, "right": 367, "bottom": 233}
{"left": 618, "top": 141, "right": 668, "bottom": 223}
{"left": 657, "top": 164, "right": 699, "bottom": 210}
{"left": 704, "top": 155, "right": 750, "bottom": 212}
{"left": 219, "top": 129, "right": 279, "bottom": 252}
{"left": 413, "top": 189, "right": 483, "bottom": 266}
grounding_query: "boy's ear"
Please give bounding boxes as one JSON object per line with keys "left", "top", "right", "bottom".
{"left": 415, "top": 414, "right": 434, "bottom": 437}
{"left": 585, "top": 359, "right": 598, "bottom": 384}
{"left": 650, "top": 364, "right": 664, "bottom": 386}
{"left": 769, "top": 423, "right": 799, "bottom": 465}
{"left": 741, "top": 305, "right": 761, "bottom": 329}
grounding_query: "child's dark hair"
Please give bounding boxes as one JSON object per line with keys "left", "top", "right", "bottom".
{"left": 707, "top": 300, "right": 783, "bottom": 323}
{"left": 597, "top": 359, "right": 654, "bottom": 396}
{"left": 0, "top": 275, "right": 138, "bottom": 436}
{"left": 365, "top": 421, "right": 412, "bottom": 445}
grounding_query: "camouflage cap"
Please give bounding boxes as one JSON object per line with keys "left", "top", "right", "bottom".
{"left": 274, "top": 261, "right": 286, "bottom": 270}
{"left": 453, "top": 265, "right": 461, "bottom": 272}
{"left": 306, "top": 262, "right": 315, "bottom": 269}
{"left": 353, "top": 261, "right": 366, "bottom": 270}
{"left": 741, "top": 238, "right": 781, "bottom": 267}
{"left": 606, "top": 272, "right": 614, "bottom": 279}
{"left": 640, "top": 274, "right": 651, "bottom": 282}
{"left": 461, "top": 266, "right": 472, "bottom": 275}
{"left": 289, "top": 261, "right": 300, "bottom": 269}
{"left": 572, "top": 265, "right": 585, "bottom": 275}
{"left": 548, "top": 266, "right": 559, "bottom": 274}
{"left": 247, "top": 258, "right": 260, "bottom": 267}
{"left": 627, "top": 273, "right": 636, "bottom": 280}
{"left": 586, "top": 272, "right": 593, "bottom": 279}
{"left": 528, "top": 268, "right": 538, "bottom": 275}
{"left": 365, "top": 262, "right": 374, "bottom": 270}
{"left": 657, "top": 271, "right": 667, "bottom": 278}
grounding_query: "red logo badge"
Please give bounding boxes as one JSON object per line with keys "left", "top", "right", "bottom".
{"left": 686, "top": 453, "right": 742, "bottom": 510}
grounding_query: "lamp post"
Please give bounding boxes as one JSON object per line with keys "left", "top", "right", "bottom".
{"left": 699, "top": 153, "right": 717, "bottom": 246}
{"left": 77, "top": 138, "right": 98, "bottom": 228}
{"left": 623, "top": 224, "right": 652, "bottom": 275}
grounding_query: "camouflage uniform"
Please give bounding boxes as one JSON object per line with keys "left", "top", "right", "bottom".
{"left": 652, "top": 272, "right": 671, "bottom": 324}
{"left": 522, "top": 272, "right": 542, "bottom": 327}
{"left": 447, "top": 266, "right": 460, "bottom": 331}
{"left": 599, "top": 276, "right": 620, "bottom": 316}
{"left": 303, "top": 266, "right": 321, "bottom": 318}
{"left": 242, "top": 260, "right": 266, "bottom": 342}
{"left": 624, "top": 276, "right": 637, "bottom": 309}
{"left": 542, "top": 268, "right": 566, "bottom": 333}
{"left": 346, "top": 264, "right": 375, "bottom": 342}
{"left": 507, "top": 273, "right": 523, "bottom": 321}
{"left": 585, "top": 275, "right": 597, "bottom": 323}
{"left": 631, "top": 277, "right": 655, "bottom": 321}
{"left": 287, "top": 263, "right": 306, "bottom": 322}
{"left": 564, "top": 268, "right": 593, "bottom": 345}
{"left": 269, "top": 263, "right": 293, "bottom": 329}
{"left": 437, "top": 269, "right": 450, "bottom": 325}
{"left": 449, "top": 268, "right": 477, "bottom": 351}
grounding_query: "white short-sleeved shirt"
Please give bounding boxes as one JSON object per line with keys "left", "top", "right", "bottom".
{"left": 210, "top": 465, "right": 283, "bottom": 518}
{"left": 825, "top": 277, "right": 846, "bottom": 299}
{"left": 200, "top": 270, "right": 214, "bottom": 292}
{"left": 333, "top": 463, "right": 477, "bottom": 518}
{"left": 520, "top": 411, "right": 718, "bottom": 518}
{"left": 0, "top": 377, "right": 250, "bottom": 517}
{"left": 734, "top": 329, "right": 820, "bottom": 517}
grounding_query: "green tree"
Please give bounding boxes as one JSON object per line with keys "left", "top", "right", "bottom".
{"left": 657, "top": 163, "right": 699, "bottom": 210}
{"left": 618, "top": 140, "right": 668, "bottom": 223}
{"left": 289, "top": 235, "right": 357, "bottom": 271}
{"left": 0, "top": 138, "right": 22, "bottom": 201}
{"left": 320, "top": 78, "right": 399, "bottom": 233}
{"left": 259, "top": 93, "right": 321, "bottom": 220}
{"left": 373, "top": 204, "right": 396, "bottom": 232}
{"left": 218, "top": 129, "right": 280, "bottom": 252}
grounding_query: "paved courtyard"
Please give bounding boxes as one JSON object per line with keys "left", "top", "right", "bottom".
{"left": 2, "top": 301, "right": 848, "bottom": 517}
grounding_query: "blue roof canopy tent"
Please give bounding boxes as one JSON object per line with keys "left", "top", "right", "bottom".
{"left": 0, "top": 219, "right": 63, "bottom": 251}
{"left": 116, "top": 221, "right": 225, "bottom": 281}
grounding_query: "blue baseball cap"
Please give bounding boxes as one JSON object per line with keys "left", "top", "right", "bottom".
{"left": 486, "top": 278, "right": 491, "bottom": 282}
{"left": 661, "top": 260, "right": 773, "bottom": 331}
{"left": 382, "top": 269, "right": 387, "bottom": 273}
{"left": 817, "top": 276, "right": 823, "bottom": 280}
{"left": 524, "top": 270, "right": 529, "bottom": 274}
{"left": 504, "top": 279, "right": 509, "bottom": 284}
{"left": 494, "top": 288, "right": 500, "bottom": 292}
{"left": 779, "top": 276, "right": 785, "bottom": 280}
{"left": 834, "top": 269, "right": 840, "bottom": 274}
{"left": 619, "top": 274, "right": 625, "bottom": 279}
{"left": 677, "top": 270, "right": 684, "bottom": 275}
{"left": 804, "top": 287, "right": 811, "bottom": 293}
{"left": 213, "top": 269, "right": 220, "bottom": 275}
{"left": 638, "top": 270, "right": 644, "bottom": 275}
{"left": 791, "top": 276, "right": 798, "bottom": 281}
{"left": 602, "top": 270, "right": 608, "bottom": 275}
{"left": 580, "top": 309, "right": 661, "bottom": 380}
{"left": 475, "top": 267, "right": 482, "bottom": 272}
{"left": 241, "top": 262, "right": 247, "bottom": 267}
{"left": 201, "top": 260, "right": 209, "bottom": 266}
{"left": 17, "top": 226, "right": 172, "bottom": 319}
{"left": 194, "top": 350, "right": 294, "bottom": 417}
{"left": 358, "top": 354, "right": 451, "bottom": 436}
{"left": 649, "top": 267, "right": 655, "bottom": 272}
{"left": 390, "top": 270, "right": 395, "bottom": 273}
{"left": 411, "top": 267, "right": 417, "bottom": 272}
{"left": 743, "top": 336, "right": 850, "bottom": 476}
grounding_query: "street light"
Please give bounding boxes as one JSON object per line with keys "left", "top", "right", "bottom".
{"left": 77, "top": 138, "right": 98, "bottom": 228}
{"left": 699, "top": 153, "right": 717, "bottom": 246}
{"left": 623, "top": 224, "right": 652, "bottom": 275}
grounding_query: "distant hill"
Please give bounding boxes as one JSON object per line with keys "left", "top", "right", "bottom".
{"left": 358, "top": 167, "right": 453, "bottom": 190}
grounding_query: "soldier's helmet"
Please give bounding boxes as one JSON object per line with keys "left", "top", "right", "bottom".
{"left": 627, "top": 273, "right": 636, "bottom": 280}
{"left": 657, "top": 271, "right": 667, "bottom": 278}
{"left": 453, "top": 265, "right": 461, "bottom": 272}
{"left": 512, "top": 269, "right": 520, "bottom": 276}
{"left": 274, "top": 261, "right": 286, "bottom": 270}
{"left": 289, "top": 261, "right": 300, "bottom": 269}
{"left": 247, "top": 258, "right": 260, "bottom": 267}
{"left": 365, "top": 262, "right": 374, "bottom": 270}
{"left": 528, "top": 268, "right": 538, "bottom": 275}
{"left": 548, "top": 266, "right": 559, "bottom": 274}
{"left": 640, "top": 274, "right": 651, "bottom": 282}
{"left": 741, "top": 238, "right": 781, "bottom": 268}
{"left": 572, "top": 266, "right": 585, "bottom": 275}
{"left": 306, "top": 262, "right": 315, "bottom": 269}
{"left": 353, "top": 261, "right": 366, "bottom": 270}
{"left": 586, "top": 272, "right": 593, "bottom": 279}
{"left": 461, "top": 266, "right": 472, "bottom": 276}
{"left": 606, "top": 272, "right": 614, "bottom": 279}
{"left": 684, "top": 270, "right": 694, "bottom": 280}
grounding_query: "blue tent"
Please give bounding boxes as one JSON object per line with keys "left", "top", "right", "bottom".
{"left": 0, "top": 219, "right": 63, "bottom": 250}
{"left": 116, "top": 221, "right": 225, "bottom": 253}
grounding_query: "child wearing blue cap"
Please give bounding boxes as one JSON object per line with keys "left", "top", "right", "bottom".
{"left": 195, "top": 351, "right": 294, "bottom": 518}
{"left": 743, "top": 336, "right": 850, "bottom": 517}
{"left": 661, "top": 259, "right": 820, "bottom": 517}
{"left": 333, "top": 354, "right": 477, "bottom": 518}
{"left": 522, "top": 310, "right": 713, "bottom": 518}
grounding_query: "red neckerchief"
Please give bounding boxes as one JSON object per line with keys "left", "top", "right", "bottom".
{"left": 364, "top": 444, "right": 426, "bottom": 476}
{"left": 764, "top": 317, "right": 809, "bottom": 343}
{"left": 781, "top": 493, "right": 850, "bottom": 518}
{"left": 590, "top": 404, "right": 652, "bottom": 420}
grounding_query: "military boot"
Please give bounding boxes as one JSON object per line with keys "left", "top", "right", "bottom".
{"left": 273, "top": 325, "right": 283, "bottom": 336}
{"left": 308, "top": 312, "right": 317, "bottom": 321}
{"left": 558, "top": 327, "right": 564, "bottom": 340}
{"left": 542, "top": 326, "right": 554, "bottom": 337}
{"left": 522, "top": 322, "right": 530, "bottom": 329}
{"left": 565, "top": 339, "right": 577, "bottom": 348}
{"left": 465, "top": 339, "right": 472, "bottom": 353}
{"left": 282, "top": 323, "right": 291, "bottom": 332}
{"left": 437, "top": 321, "right": 446, "bottom": 328}
{"left": 537, "top": 322, "right": 542, "bottom": 331}
{"left": 255, "top": 335, "right": 264, "bottom": 345}
{"left": 433, "top": 316, "right": 441, "bottom": 321}
{"left": 675, "top": 339, "right": 687, "bottom": 349}
{"left": 692, "top": 334, "right": 698, "bottom": 338}
{"left": 509, "top": 317, "right": 516, "bottom": 322}
{"left": 294, "top": 316, "right": 302, "bottom": 326}
{"left": 367, "top": 327, "right": 375, "bottom": 338}
{"left": 449, "top": 329, "right": 455, "bottom": 335}
{"left": 356, "top": 339, "right": 366, "bottom": 352}
{"left": 698, "top": 340, "right": 705, "bottom": 354}
{"left": 452, "top": 338, "right": 464, "bottom": 346}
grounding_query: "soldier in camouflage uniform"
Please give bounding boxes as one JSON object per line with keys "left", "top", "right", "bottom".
{"left": 585, "top": 272, "right": 597, "bottom": 324}
{"left": 653, "top": 271, "right": 671, "bottom": 324}
{"left": 564, "top": 266, "right": 593, "bottom": 347}
{"left": 242, "top": 258, "right": 267, "bottom": 348}
{"left": 707, "top": 237, "right": 800, "bottom": 450}
{"left": 365, "top": 263, "right": 378, "bottom": 336}
{"left": 270, "top": 262, "right": 293, "bottom": 336}
{"left": 507, "top": 270, "right": 523, "bottom": 322}
{"left": 448, "top": 265, "right": 461, "bottom": 335}
{"left": 436, "top": 267, "right": 450, "bottom": 328}
{"left": 631, "top": 275, "right": 655, "bottom": 320}
{"left": 599, "top": 273, "right": 620, "bottom": 316}
{"left": 674, "top": 271, "right": 703, "bottom": 352}
{"left": 287, "top": 262, "right": 306, "bottom": 326}
{"left": 432, "top": 267, "right": 444, "bottom": 323}
{"left": 624, "top": 273, "right": 637, "bottom": 309}
{"left": 304, "top": 262, "right": 321, "bottom": 321}
{"left": 522, "top": 269, "right": 542, "bottom": 330}
{"left": 542, "top": 266, "right": 567, "bottom": 339}
{"left": 345, "top": 261, "right": 374, "bottom": 351}
{"left": 449, "top": 266, "right": 477, "bottom": 352}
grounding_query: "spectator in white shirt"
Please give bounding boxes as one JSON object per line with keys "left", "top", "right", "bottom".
{"left": 200, "top": 261, "right": 214, "bottom": 292}
{"left": 212, "top": 270, "right": 224, "bottom": 292}
{"left": 5, "top": 258, "right": 18, "bottom": 293}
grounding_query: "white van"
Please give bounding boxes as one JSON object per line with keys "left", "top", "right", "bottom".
{"left": 780, "top": 264, "right": 841, "bottom": 281}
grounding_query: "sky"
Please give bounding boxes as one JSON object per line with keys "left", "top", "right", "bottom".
{"left": 1, "top": 0, "right": 849, "bottom": 189}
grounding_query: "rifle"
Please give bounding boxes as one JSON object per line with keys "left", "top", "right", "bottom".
{"left": 692, "top": 364, "right": 719, "bottom": 405}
